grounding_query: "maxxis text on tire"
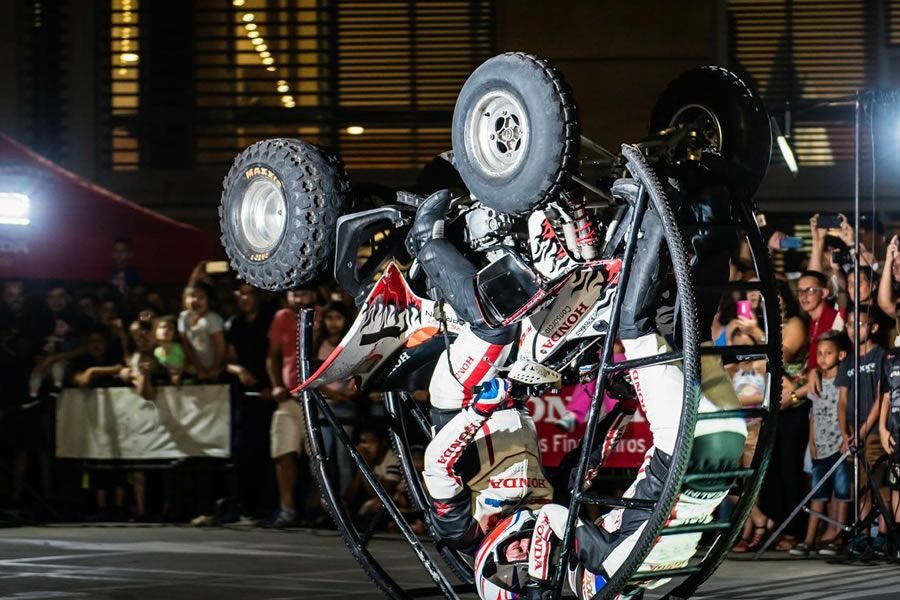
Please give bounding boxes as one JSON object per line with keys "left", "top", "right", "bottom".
{"left": 219, "top": 138, "right": 350, "bottom": 291}
{"left": 649, "top": 66, "right": 772, "bottom": 206}
{"left": 451, "top": 52, "right": 580, "bottom": 216}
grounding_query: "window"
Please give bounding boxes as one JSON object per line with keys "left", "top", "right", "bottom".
{"left": 729, "top": 0, "right": 876, "bottom": 168}
{"left": 100, "top": 0, "right": 495, "bottom": 172}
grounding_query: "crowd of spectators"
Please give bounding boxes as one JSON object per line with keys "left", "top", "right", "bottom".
{"left": 724, "top": 213, "right": 900, "bottom": 557}
{"left": 0, "top": 240, "right": 409, "bottom": 528}
{"left": 2, "top": 215, "right": 900, "bottom": 558}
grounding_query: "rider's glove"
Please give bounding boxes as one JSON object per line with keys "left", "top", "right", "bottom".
{"left": 471, "top": 378, "right": 512, "bottom": 417}
{"left": 405, "top": 189, "right": 451, "bottom": 258}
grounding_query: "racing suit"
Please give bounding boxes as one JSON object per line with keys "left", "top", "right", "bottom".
{"left": 422, "top": 379, "right": 637, "bottom": 554}
{"left": 422, "top": 380, "right": 551, "bottom": 552}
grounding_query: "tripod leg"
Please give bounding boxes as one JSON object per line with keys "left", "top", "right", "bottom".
{"left": 754, "top": 449, "right": 852, "bottom": 558}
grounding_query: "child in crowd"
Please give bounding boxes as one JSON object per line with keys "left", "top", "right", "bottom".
{"left": 790, "top": 332, "right": 850, "bottom": 556}
{"left": 153, "top": 315, "right": 185, "bottom": 385}
{"left": 69, "top": 329, "right": 125, "bottom": 389}
{"left": 178, "top": 283, "right": 225, "bottom": 382}
{"left": 122, "top": 319, "right": 163, "bottom": 401}
{"left": 836, "top": 308, "right": 890, "bottom": 556}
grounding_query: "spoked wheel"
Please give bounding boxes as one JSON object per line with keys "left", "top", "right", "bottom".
{"left": 546, "top": 146, "right": 781, "bottom": 600}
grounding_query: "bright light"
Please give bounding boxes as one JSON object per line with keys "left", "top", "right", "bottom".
{"left": 232, "top": 0, "right": 245, "bottom": 6}
{"left": 277, "top": 83, "right": 289, "bottom": 93}
{"left": 266, "top": 66, "right": 276, "bottom": 72}
{"left": 121, "top": 52, "right": 139, "bottom": 63}
{"left": 346, "top": 126, "right": 365, "bottom": 135}
{"left": 251, "top": 38, "right": 263, "bottom": 46}
{"left": 776, "top": 135, "right": 798, "bottom": 174}
{"left": 259, "top": 51, "right": 271, "bottom": 58}
{"left": 256, "top": 44, "right": 267, "bottom": 52}
{"left": 244, "top": 23, "right": 257, "bottom": 31}
{"left": 247, "top": 30, "right": 259, "bottom": 38}
{"left": 0, "top": 193, "right": 30, "bottom": 226}
{"left": 242, "top": 13, "right": 254, "bottom": 22}
{"left": 281, "top": 95, "right": 294, "bottom": 103}
{"left": 262, "top": 57, "right": 274, "bottom": 65}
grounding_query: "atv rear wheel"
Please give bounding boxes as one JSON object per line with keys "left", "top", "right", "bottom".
{"left": 219, "top": 138, "right": 350, "bottom": 291}
{"left": 649, "top": 66, "right": 772, "bottom": 205}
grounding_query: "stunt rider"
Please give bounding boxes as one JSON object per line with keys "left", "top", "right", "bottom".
{"left": 407, "top": 173, "right": 749, "bottom": 597}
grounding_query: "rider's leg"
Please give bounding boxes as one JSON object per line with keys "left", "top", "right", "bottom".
{"left": 428, "top": 324, "right": 516, "bottom": 412}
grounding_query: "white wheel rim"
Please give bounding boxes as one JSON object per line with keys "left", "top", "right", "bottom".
{"left": 669, "top": 104, "right": 723, "bottom": 153}
{"left": 239, "top": 177, "right": 287, "bottom": 254}
{"left": 466, "top": 90, "right": 529, "bottom": 177}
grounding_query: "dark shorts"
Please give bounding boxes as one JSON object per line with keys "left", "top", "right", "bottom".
{"left": 811, "top": 451, "right": 851, "bottom": 502}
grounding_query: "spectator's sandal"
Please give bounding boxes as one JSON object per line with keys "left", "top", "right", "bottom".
{"left": 733, "top": 525, "right": 767, "bottom": 553}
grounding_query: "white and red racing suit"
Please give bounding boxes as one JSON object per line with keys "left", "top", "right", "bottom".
{"left": 422, "top": 384, "right": 552, "bottom": 553}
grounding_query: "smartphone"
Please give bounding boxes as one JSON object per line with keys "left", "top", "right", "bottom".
{"left": 737, "top": 300, "right": 753, "bottom": 320}
{"left": 205, "top": 260, "right": 230, "bottom": 274}
{"left": 817, "top": 214, "right": 843, "bottom": 229}
{"left": 833, "top": 248, "right": 851, "bottom": 266}
{"left": 779, "top": 236, "right": 804, "bottom": 250}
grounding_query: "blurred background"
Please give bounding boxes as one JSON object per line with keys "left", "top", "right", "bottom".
{"left": 0, "top": 0, "right": 895, "bottom": 240}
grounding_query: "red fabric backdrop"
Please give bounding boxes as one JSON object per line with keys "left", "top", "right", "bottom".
{"left": 0, "top": 134, "right": 214, "bottom": 284}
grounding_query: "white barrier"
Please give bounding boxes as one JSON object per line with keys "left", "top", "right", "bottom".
{"left": 55, "top": 385, "right": 231, "bottom": 460}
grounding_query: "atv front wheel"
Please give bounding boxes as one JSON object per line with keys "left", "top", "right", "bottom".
{"left": 219, "top": 138, "right": 350, "bottom": 291}
{"left": 451, "top": 52, "right": 580, "bottom": 216}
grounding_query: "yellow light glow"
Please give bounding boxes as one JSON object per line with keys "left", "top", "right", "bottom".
{"left": 259, "top": 51, "right": 271, "bottom": 58}
{"left": 121, "top": 52, "right": 139, "bottom": 63}
{"left": 266, "top": 66, "right": 276, "bottom": 72}
{"left": 248, "top": 30, "right": 259, "bottom": 38}
{"left": 251, "top": 38, "right": 263, "bottom": 46}
{"left": 232, "top": 0, "right": 245, "bottom": 6}
{"left": 277, "top": 83, "right": 289, "bottom": 93}
{"left": 262, "top": 57, "right": 274, "bottom": 65}
{"left": 256, "top": 44, "right": 267, "bottom": 52}
{"left": 244, "top": 23, "right": 257, "bottom": 31}
{"left": 242, "top": 13, "right": 254, "bottom": 22}
{"left": 282, "top": 95, "right": 294, "bottom": 103}
{"left": 277, "top": 79, "right": 286, "bottom": 85}
{"left": 346, "top": 126, "right": 365, "bottom": 135}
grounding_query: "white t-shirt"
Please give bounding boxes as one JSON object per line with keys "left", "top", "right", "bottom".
{"left": 177, "top": 310, "right": 224, "bottom": 369}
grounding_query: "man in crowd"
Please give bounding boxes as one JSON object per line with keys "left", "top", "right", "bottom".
{"left": 0, "top": 281, "right": 54, "bottom": 507}
{"left": 266, "top": 287, "right": 320, "bottom": 528}
{"left": 225, "top": 283, "right": 275, "bottom": 521}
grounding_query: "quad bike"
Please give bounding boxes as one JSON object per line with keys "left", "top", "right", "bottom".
{"left": 219, "top": 53, "right": 782, "bottom": 599}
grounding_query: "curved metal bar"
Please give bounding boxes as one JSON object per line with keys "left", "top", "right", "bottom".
{"left": 550, "top": 182, "right": 649, "bottom": 598}
{"left": 665, "top": 199, "right": 782, "bottom": 599}
{"left": 298, "top": 309, "right": 460, "bottom": 600}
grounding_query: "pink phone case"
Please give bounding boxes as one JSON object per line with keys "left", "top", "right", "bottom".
{"left": 737, "top": 300, "right": 752, "bottom": 320}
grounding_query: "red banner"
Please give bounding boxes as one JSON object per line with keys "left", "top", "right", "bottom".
{"left": 527, "top": 387, "right": 651, "bottom": 469}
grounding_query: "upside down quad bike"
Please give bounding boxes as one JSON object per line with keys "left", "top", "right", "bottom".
{"left": 219, "top": 53, "right": 782, "bottom": 599}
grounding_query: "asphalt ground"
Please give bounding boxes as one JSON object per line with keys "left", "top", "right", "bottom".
{"left": 0, "top": 525, "right": 896, "bottom": 599}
